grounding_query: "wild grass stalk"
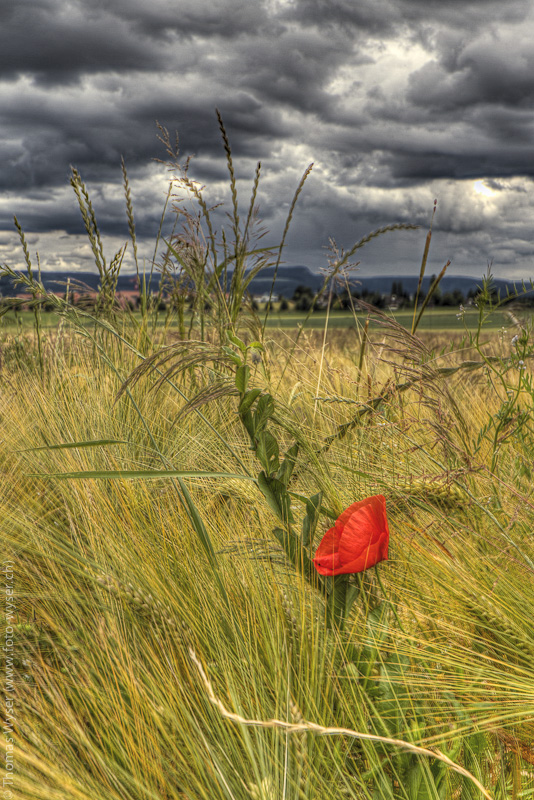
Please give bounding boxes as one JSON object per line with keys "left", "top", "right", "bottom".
{"left": 411, "top": 199, "right": 437, "bottom": 334}
{"left": 261, "top": 162, "right": 314, "bottom": 339}
{"left": 356, "top": 313, "right": 370, "bottom": 393}
{"left": 13, "top": 215, "right": 44, "bottom": 378}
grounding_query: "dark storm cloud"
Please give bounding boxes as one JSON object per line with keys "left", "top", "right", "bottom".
{"left": 285, "top": 0, "right": 400, "bottom": 36}
{"left": 0, "top": 0, "right": 274, "bottom": 85}
{"left": 1, "top": 0, "right": 534, "bottom": 277}
{"left": 287, "top": 0, "right": 526, "bottom": 36}
{"left": 0, "top": 0, "right": 167, "bottom": 83}
{"left": 385, "top": 150, "right": 534, "bottom": 182}
{"left": 98, "top": 0, "right": 272, "bottom": 40}
{"left": 407, "top": 38, "right": 534, "bottom": 112}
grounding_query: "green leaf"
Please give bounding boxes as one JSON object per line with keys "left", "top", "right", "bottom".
{"left": 240, "top": 409, "right": 255, "bottom": 439}
{"left": 256, "top": 431, "right": 280, "bottom": 475}
{"left": 406, "top": 758, "right": 447, "bottom": 800}
{"left": 301, "top": 490, "right": 323, "bottom": 548}
{"left": 376, "top": 651, "right": 411, "bottom": 737}
{"left": 406, "top": 767, "right": 423, "bottom": 800}
{"left": 30, "top": 468, "right": 258, "bottom": 482}
{"left": 254, "top": 393, "right": 275, "bottom": 433}
{"left": 326, "top": 575, "right": 353, "bottom": 631}
{"left": 238, "top": 388, "right": 262, "bottom": 416}
{"left": 344, "top": 582, "right": 360, "bottom": 621}
{"left": 273, "top": 526, "right": 297, "bottom": 560}
{"left": 273, "top": 527, "right": 313, "bottom": 577}
{"left": 371, "top": 773, "right": 395, "bottom": 800}
{"left": 222, "top": 346, "right": 242, "bottom": 366}
{"left": 276, "top": 442, "right": 299, "bottom": 487}
{"left": 359, "top": 603, "right": 391, "bottom": 685}
{"left": 288, "top": 490, "right": 337, "bottom": 520}
{"left": 365, "top": 602, "right": 391, "bottom": 651}
{"left": 19, "top": 439, "right": 129, "bottom": 452}
{"left": 257, "top": 471, "right": 294, "bottom": 524}
{"left": 170, "top": 474, "right": 233, "bottom": 615}
{"left": 235, "top": 364, "right": 250, "bottom": 394}
{"left": 226, "top": 330, "right": 247, "bottom": 353}
{"left": 257, "top": 470, "right": 283, "bottom": 518}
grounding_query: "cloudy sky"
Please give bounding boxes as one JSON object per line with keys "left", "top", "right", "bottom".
{"left": 1, "top": 0, "right": 534, "bottom": 279}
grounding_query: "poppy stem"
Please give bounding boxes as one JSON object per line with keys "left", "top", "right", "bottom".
{"left": 374, "top": 566, "right": 406, "bottom": 634}
{"left": 327, "top": 575, "right": 350, "bottom": 631}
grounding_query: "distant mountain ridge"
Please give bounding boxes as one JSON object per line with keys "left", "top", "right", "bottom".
{"left": 1, "top": 265, "right": 532, "bottom": 299}
{"left": 239, "top": 266, "right": 533, "bottom": 298}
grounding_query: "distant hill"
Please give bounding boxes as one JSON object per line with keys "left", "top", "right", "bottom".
{"left": 1, "top": 266, "right": 532, "bottom": 300}
{"left": 230, "top": 265, "right": 324, "bottom": 296}
{"left": 0, "top": 271, "right": 146, "bottom": 297}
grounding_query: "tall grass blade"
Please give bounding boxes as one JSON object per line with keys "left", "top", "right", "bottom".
{"left": 262, "top": 162, "right": 314, "bottom": 338}
{"left": 411, "top": 199, "right": 437, "bottom": 334}
{"left": 31, "top": 468, "right": 257, "bottom": 481}
{"left": 411, "top": 259, "right": 451, "bottom": 334}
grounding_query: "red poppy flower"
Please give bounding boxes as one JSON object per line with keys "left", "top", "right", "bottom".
{"left": 313, "top": 495, "right": 389, "bottom": 576}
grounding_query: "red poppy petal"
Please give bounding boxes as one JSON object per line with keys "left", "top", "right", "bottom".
{"left": 335, "top": 497, "right": 375, "bottom": 530}
{"left": 328, "top": 533, "right": 389, "bottom": 575}
{"left": 313, "top": 496, "right": 389, "bottom": 577}
{"left": 338, "top": 497, "right": 388, "bottom": 565}
{"left": 313, "top": 557, "right": 340, "bottom": 576}
{"left": 313, "top": 525, "right": 342, "bottom": 575}
{"left": 314, "top": 525, "right": 340, "bottom": 557}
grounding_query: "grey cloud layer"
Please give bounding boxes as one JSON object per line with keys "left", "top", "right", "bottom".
{"left": 1, "top": 0, "right": 533, "bottom": 276}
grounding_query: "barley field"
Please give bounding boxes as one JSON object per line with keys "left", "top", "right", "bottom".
{"left": 2, "top": 124, "right": 534, "bottom": 799}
